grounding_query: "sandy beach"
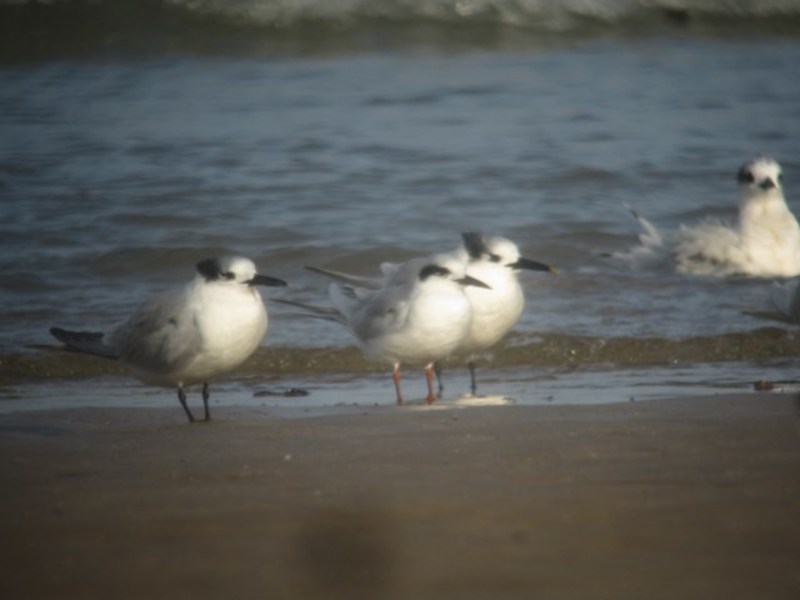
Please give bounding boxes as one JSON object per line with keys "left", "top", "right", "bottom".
{"left": 4, "top": 3, "right": 800, "bottom": 598}
{"left": 1, "top": 393, "right": 799, "bottom": 599}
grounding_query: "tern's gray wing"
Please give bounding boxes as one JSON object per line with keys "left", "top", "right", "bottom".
{"left": 624, "top": 203, "right": 665, "bottom": 250}
{"left": 348, "top": 284, "right": 412, "bottom": 343}
{"left": 108, "top": 289, "right": 202, "bottom": 375}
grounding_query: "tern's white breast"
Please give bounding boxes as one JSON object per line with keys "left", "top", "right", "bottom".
{"left": 363, "top": 278, "right": 472, "bottom": 366}
{"left": 461, "top": 262, "right": 524, "bottom": 354}
{"left": 183, "top": 283, "right": 267, "bottom": 382}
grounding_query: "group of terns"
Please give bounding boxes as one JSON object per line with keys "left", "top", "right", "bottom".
{"left": 51, "top": 155, "right": 800, "bottom": 422}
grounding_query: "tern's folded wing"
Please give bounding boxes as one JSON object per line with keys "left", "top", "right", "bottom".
{"left": 109, "top": 290, "right": 202, "bottom": 375}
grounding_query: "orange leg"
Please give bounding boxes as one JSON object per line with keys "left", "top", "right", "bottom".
{"left": 392, "top": 363, "right": 404, "bottom": 405}
{"left": 424, "top": 363, "right": 436, "bottom": 405}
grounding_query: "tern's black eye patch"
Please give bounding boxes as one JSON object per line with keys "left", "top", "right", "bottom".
{"left": 197, "top": 258, "right": 222, "bottom": 281}
{"left": 737, "top": 168, "right": 756, "bottom": 184}
{"left": 489, "top": 253, "right": 502, "bottom": 263}
{"left": 419, "top": 265, "right": 451, "bottom": 281}
{"left": 462, "top": 232, "right": 490, "bottom": 260}
{"left": 196, "top": 258, "right": 235, "bottom": 282}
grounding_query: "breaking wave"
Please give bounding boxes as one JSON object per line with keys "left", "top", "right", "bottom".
{"left": 3, "top": 0, "right": 800, "bottom": 61}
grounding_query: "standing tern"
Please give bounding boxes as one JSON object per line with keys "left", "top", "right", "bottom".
{"left": 439, "top": 232, "right": 555, "bottom": 396}
{"left": 307, "top": 252, "right": 490, "bottom": 405}
{"left": 624, "top": 156, "right": 800, "bottom": 277}
{"left": 50, "top": 256, "right": 286, "bottom": 422}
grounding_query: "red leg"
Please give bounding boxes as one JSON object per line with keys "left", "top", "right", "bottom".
{"left": 392, "top": 363, "right": 403, "bottom": 405}
{"left": 424, "top": 363, "right": 436, "bottom": 405}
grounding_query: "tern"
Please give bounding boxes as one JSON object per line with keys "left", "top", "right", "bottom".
{"left": 306, "top": 252, "right": 489, "bottom": 405}
{"left": 438, "top": 232, "right": 554, "bottom": 396}
{"left": 50, "top": 256, "right": 286, "bottom": 422}
{"left": 623, "top": 156, "right": 800, "bottom": 277}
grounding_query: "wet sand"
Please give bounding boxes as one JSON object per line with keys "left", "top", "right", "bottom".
{"left": 1, "top": 393, "right": 799, "bottom": 599}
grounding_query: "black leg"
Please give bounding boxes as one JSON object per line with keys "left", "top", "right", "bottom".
{"left": 202, "top": 382, "right": 211, "bottom": 422}
{"left": 177, "top": 386, "right": 195, "bottom": 423}
{"left": 433, "top": 362, "right": 444, "bottom": 399}
{"left": 468, "top": 361, "right": 478, "bottom": 396}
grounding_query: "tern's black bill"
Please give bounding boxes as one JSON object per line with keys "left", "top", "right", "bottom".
{"left": 458, "top": 275, "right": 492, "bottom": 290}
{"left": 510, "top": 257, "right": 556, "bottom": 273}
{"left": 247, "top": 274, "right": 288, "bottom": 287}
{"left": 759, "top": 178, "right": 777, "bottom": 191}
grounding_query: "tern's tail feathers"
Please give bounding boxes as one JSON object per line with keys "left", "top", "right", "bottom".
{"left": 304, "top": 266, "right": 383, "bottom": 290}
{"left": 328, "top": 282, "right": 365, "bottom": 321}
{"left": 49, "top": 327, "right": 118, "bottom": 359}
{"left": 271, "top": 298, "right": 345, "bottom": 324}
{"left": 770, "top": 279, "right": 800, "bottom": 323}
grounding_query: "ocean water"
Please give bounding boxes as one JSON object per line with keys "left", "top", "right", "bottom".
{"left": 2, "top": 0, "right": 800, "bottom": 409}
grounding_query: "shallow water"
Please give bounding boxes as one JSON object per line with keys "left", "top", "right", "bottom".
{"left": 2, "top": 0, "right": 800, "bottom": 409}
{"left": 2, "top": 359, "right": 797, "bottom": 417}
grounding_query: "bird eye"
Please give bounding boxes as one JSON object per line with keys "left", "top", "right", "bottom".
{"left": 489, "top": 253, "right": 502, "bottom": 263}
{"left": 737, "top": 169, "right": 755, "bottom": 184}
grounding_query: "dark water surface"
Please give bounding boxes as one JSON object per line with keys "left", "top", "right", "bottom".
{"left": 2, "top": 0, "right": 800, "bottom": 408}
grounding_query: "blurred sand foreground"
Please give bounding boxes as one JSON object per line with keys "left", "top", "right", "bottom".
{"left": 1, "top": 394, "right": 799, "bottom": 599}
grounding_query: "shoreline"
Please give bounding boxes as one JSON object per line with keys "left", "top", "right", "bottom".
{"left": 3, "top": 325, "right": 800, "bottom": 386}
{"left": 3, "top": 351, "right": 799, "bottom": 419}
{"left": 2, "top": 394, "right": 799, "bottom": 599}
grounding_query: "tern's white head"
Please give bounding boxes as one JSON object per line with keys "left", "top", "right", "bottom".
{"left": 461, "top": 232, "right": 553, "bottom": 274}
{"left": 195, "top": 256, "right": 287, "bottom": 289}
{"left": 737, "top": 156, "right": 784, "bottom": 201}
